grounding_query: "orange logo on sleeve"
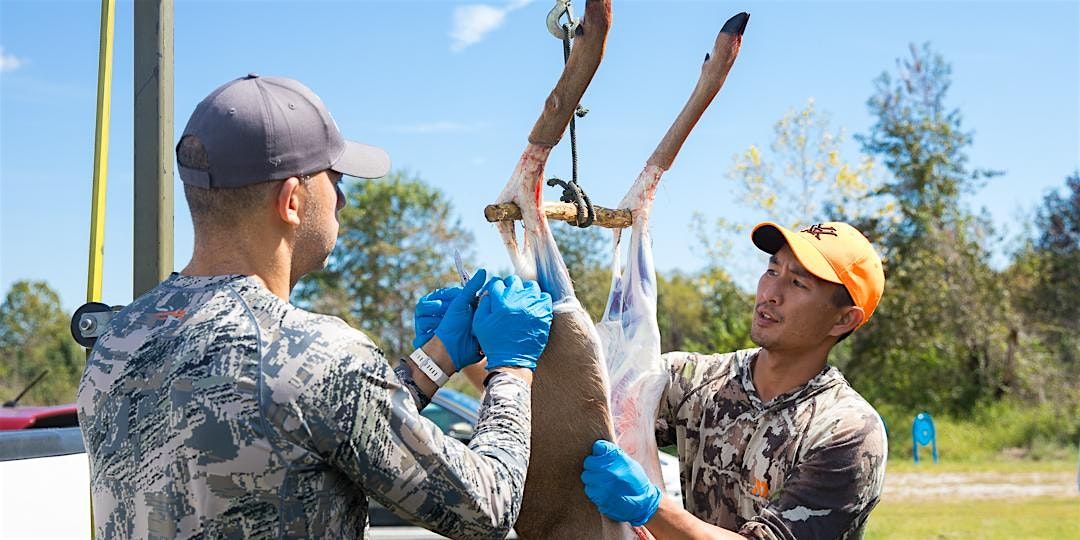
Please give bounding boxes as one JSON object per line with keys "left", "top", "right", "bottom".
{"left": 153, "top": 309, "right": 187, "bottom": 321}
{"left": 751, "top": 478, "right": 769, "bottom": 498}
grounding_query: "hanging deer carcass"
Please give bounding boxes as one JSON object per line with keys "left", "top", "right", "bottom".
{"left": 490, "top": 4, "right": 748, "bottom": 538}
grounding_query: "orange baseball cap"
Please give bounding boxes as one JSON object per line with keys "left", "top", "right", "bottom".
{"left": 751, "top": 221, "right": 885, "bottom": 328}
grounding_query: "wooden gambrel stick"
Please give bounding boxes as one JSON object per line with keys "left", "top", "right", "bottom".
{"left": 484, "top": 201, "right": 632, "bottom": 229}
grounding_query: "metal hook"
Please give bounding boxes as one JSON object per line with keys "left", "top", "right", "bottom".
{"left": 546, "top": 0, "right": 579, "bottom": 40}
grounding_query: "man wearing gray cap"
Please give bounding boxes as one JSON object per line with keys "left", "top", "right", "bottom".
{"left": 77, "top": 74, "right": 553, "bottom": 539}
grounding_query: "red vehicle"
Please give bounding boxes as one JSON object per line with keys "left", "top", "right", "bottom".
{"left": 0, "top": 403, "right": 79, "bottom": 430}
{"left": 0, "top": 376, "right": 90, "bottom": 537}
{"left": 0, "top": 372, "right": 80, "bottom": 430}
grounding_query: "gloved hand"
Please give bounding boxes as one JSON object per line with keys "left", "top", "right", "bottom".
{"left": 472, "top": 275, "right": 552, "bottom": 371}
{"left": 415, "top": 269, "right": 488, "bottom": 370}
{"left": 413, "top": 288, "right": 455, "bottom": 349}
{"left": 581, "top": 440, "right": 662, "bottom": 526}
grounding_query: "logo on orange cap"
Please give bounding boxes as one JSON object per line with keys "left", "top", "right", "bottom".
{"left": 801, "top": 224, "right": 838, "bottom": 240}
{"left": 751, "top": 221, "right": 885, "bottom": 329}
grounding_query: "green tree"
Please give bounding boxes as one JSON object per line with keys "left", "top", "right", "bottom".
{"left": 700, "top": 98, "right": 891, "bottom": 277}
{"left": 839, "top": 43, "right": 1011, "bottom": 414}
{"left": 1006, "top": 173, "right": 1080, "bottom": 404}
{"left": 0, "top": 281, "right": 83, "bottom": 405}
{"left": 657, "top": 269, "right": 753, "bottom": 354}
{"left": 730, "top": 98, "right": 883, "bottom": 227}
{"left": 550, "top": 221, "right": 611, "bottom": 321}
{"left": 550, "top": 221, "right": 754, "bottom": 354}
{"left": 293, "top": 171, "right": 473, "bottom": 359}
{"left": 1025, "top": 172, "right": 1079, "bottom": 363}
{"left": 666, "top": 213, "right": 755, "bottom": 355}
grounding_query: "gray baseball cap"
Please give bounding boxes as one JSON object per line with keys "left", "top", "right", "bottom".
{"left": 177, "top": 74, "right": 390, "bottom": 188}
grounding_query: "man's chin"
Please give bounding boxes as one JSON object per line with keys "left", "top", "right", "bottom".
{"left": 294, "top": 250, "right": 332, "bottom": 280}
{"left": 749, "top": 331, "right": 773, "bottom": 349}
{"left": 315, "top": 242, "right": 335, "bottom": 269}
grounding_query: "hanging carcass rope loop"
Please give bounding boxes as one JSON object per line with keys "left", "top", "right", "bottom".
{"left": 484, "top": 0, "right": 630, "bottom": 228}
{"left": 549, "top": 1, "right": 595, "bottom": 227}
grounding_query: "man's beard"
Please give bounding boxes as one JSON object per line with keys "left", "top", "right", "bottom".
{"left": 749, "top": 325, "right": 777, "bottom": 350}
{"left": 749, "top": 329, "right": 766, "bottom": 348}
{"left": 294, "top": 197, "right": 336, "bottom": 276}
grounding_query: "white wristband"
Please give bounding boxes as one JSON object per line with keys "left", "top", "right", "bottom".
{"left": 410, "top": 348, "right": 449, "bottom": 386}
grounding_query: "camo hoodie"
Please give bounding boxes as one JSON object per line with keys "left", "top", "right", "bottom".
{"left": 77, "top": 273, "right": 531, "bottom": 539}
{"left": 656, "top": 348, "right": 886, "bottom": 540}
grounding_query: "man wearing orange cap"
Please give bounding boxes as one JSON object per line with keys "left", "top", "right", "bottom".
{"left": 581, "top": 221, "right": 888, "bottom": 539}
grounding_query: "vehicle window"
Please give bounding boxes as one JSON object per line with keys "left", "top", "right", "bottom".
{"left": 28, "top": 412, "right": 79, "bottom": 429}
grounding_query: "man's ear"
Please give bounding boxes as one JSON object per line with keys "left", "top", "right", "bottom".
{"left": 275, "top": 177, "right": 303, "bottom": 226}
{"left": 830, "top": 306, "right": 865, "bottom": 338}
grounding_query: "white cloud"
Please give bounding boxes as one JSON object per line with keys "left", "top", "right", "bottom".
{"left": 0, "top": 47, "right": 26, "bottom": 72}
{"left": 450, "top": 0, "right": 534, "bottom": 52}
{"left": 391, "top": 121, "right": 488, "bottom": 134}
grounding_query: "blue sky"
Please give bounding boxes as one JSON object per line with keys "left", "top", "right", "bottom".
{"left": 1, "top": 0, "right": 1077, "bottom": 311}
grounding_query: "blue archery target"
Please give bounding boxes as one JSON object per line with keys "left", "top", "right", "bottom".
{"left": 913, "top": 413, "right": 935, "bottom": 446}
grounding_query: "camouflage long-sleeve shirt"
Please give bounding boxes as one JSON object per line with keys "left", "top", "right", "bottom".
{"left": 77, "top": 273, "right": 531, "bottom": 539}
{"left": 656, "top": 348, "right": 887, "bottom": 540}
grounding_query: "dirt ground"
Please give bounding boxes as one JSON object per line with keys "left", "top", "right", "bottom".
{"left": 883, "top": 470, "right": 1078, "bottom": 501}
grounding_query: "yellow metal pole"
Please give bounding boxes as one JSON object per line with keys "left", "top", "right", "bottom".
{"left": 87, "top": 1, "right": 114, "bottom": 534}
{"left": 87, "top": 0, "right": 115, "bottom": 304}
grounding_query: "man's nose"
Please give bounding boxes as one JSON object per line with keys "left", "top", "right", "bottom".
{"left": 335, "top": 186, "right": 346, "bottom": 211}
{"left": 760, "top": 279, "right": 781, "bottom": 305}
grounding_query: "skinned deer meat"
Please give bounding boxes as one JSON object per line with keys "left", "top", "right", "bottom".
{"left": 494, "top": 1, "right": 622, "bottom": 538}
{"left": 495, "top": 4, "right": 747, "bottom": 539}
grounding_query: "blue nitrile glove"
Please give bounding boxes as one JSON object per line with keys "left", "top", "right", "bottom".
{"left": 413, "top": 287, "right": 455, "bottom": 349}
{"left": 423, "top": 269, "right": 489, "bottom": 370}
{"left": 581, "top": 440, "right": 663, "bottom": 526}
{"left": 472, "top": 275, "right": 553, "bottom": 371}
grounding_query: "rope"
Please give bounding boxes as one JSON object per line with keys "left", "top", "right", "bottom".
{"left": 552, "top": 21, "right": 595, "bottom": 228}
{"left": 547, "top": 177, "right": 595, "bottom": 226}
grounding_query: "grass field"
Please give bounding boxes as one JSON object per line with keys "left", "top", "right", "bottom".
{"left": 866, "top": 497, "right": 1080, "bottom": 539}
{"left": 866, "top": 459, "right": 1079, "bottom": 539}
{"left": 885, "top": 458, "right": 1076, "bottom": 474}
